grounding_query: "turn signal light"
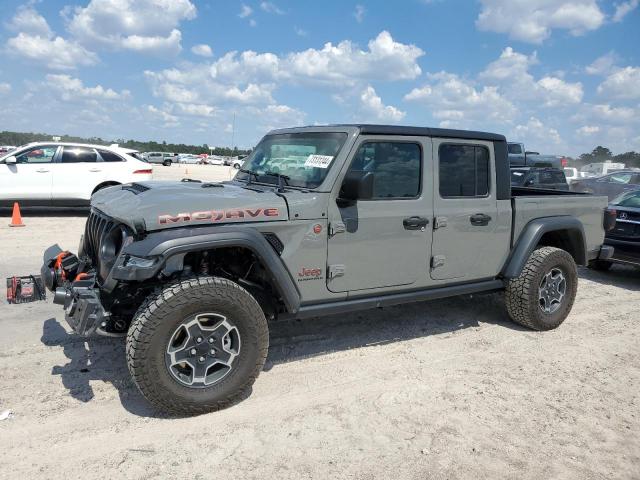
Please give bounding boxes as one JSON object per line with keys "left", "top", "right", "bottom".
{"left": 561, "top": 157, "right": 568, "bottom": 167}
{"left": 604, "top": 209, "right": 617, "bottom": 231}
{"left": 133, "top": 169, "right": 153, "bottom": 174}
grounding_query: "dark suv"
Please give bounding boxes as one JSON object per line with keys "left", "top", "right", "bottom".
{"left": 511, "top": 167, "right": 569, "bottom": 190}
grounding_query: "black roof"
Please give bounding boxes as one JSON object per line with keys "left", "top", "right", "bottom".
{"left": 331, "top": 124, "right": 506, "bottom": 142}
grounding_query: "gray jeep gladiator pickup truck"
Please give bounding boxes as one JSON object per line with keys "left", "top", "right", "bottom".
{"left": 42, "top": 124, "right": 614, "bottom": 415}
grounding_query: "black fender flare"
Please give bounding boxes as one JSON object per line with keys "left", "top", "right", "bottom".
{"left": 112, "top": 226, "right": 301, "bottom": 313}
{"left": 501, "top": 216, "right": 587, "bottom": 279}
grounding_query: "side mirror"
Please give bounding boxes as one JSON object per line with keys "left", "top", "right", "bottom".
{"left": 338, "top": 170, "right": 374, "bottom": 205}
{"left": 4, "top": 155, "right": 17, "bottom": 164}
{"left": 524, "top": 179, "right": 534, "bottom": 187}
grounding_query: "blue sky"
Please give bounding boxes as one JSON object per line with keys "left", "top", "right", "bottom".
{"left": 0, "top": 0, "right": 638, "bottom": 155}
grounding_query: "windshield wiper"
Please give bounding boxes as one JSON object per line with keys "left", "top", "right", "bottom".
{"left": 238, "top": 168, "right": 259, "bottom": 185}
{"left": 263, "top": 171, "right": 290, "bottom": 193}
{"left": 238, "top": 168, "right": 290, "bottom": 192}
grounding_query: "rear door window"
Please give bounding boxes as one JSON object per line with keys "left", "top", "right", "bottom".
{"left": 98, "top": 150, "right": 123, "bottom": 162}
{"left": 439, "top": 144, "right": 490, "bottom": 197}
{"left": 61, "top": 147, "right": 98, "bottom": 163}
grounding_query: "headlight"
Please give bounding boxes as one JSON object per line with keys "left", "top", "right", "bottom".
{"left": 98, "top": 225, "right": 133, "bottom": 279}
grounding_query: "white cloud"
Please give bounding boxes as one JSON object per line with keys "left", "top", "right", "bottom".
{"left": 260, "top": 2, "right": 285, "bottom": 14}
{"left": 481, "top": 47, "right": 583, "bottom": 107}
{"left": 577, "top": 125, "right": 600, "bottom": 135}
{"left": 208, "top": 31, "right": 423, "bottom": 87}
{"left": 360, "top": 86, "right": 405, "bottom": 122}
{"left": 67, "top": 0, "right": 196, "bottom": 55}
{"left": 147, "top": 105, "right": 179, "bottom": 126}
{"left": 354, "top": 5, "right": 366, "bottom": 23}
{"left": 173, "top": 102, "right": 216, "bottom": 117}
{"left": 191, "top": 44, "right": 213, "bottom": 57}
{"left": 536, "top": 76, "right": 583, "bottom": 106}
{"left": 46, "top": 74, "right": 130, "bottom": 100}
{"left": 612, "top": 0, "right": 639, "bottom": 22}
{"left": 6, "top": 32, "right": 98, "bottom": 70}
{"left": 404, "top": 72, "right": 516, "bottom": 127}
{"left": 597, "top": 66, "right": 640, "bottom": 100}
{"left": 294, "top": 27, "right": 308, "bottom": 37}
{"left": 0, "top": 82, "right": 11, "bottom": 95}
{"left": 239, "top": 4, "right": 253, "bottom": 18}
{"left": 285, "top": 31, "right": 423, "bottom": 85}
{"left": 476, "top": 0, "right": 606, "bottom": 44}
{"left": 7, "top": 6, "right": 52, "bottom": 37}
{"left": 585, "top": 52, "right": 618, "bottom": 75}
{"left": 513, "top": 117, "right": 562, "bottom": 146}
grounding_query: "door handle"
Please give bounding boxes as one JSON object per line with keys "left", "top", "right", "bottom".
{"left": 470, "top": 213, "right": 492, "bottom": 226}
{"left": 403, "top": 216, "right": 429, "bottom": 230}
{"left": 89, "top": 168, "right": 102, "bottom": 172}
{"left": 36, "top": 169, "right": 49, "bottom": 173}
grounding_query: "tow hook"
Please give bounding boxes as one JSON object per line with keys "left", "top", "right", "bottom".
{"left": 53, "top": 288, "right": 72, "bottom": 306}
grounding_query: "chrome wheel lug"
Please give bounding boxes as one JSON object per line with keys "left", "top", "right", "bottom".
{"left": 190, "top": 348, "right": 197, "bottom": 355}
{"left": 208, "top": 337, "right": 214, "bottom": 344}
{"left": 210, "top": 349, "right": 215, "bottom": 355}
{"left": 196, "top": 336, "right": 203, "bottom": 343}
{"left": 198, "top": 356, "right": 205, "bottom": 362}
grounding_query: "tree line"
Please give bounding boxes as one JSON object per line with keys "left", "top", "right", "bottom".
{"left": 0, "top": 131, "right": 252, "bottom": 157}
{"left": 574, "top": 146, "right": 640, "bottom": 169}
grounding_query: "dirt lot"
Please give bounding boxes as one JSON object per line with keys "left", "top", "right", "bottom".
{"left": 0, "top": 181, "right": 639, "bottom": 478}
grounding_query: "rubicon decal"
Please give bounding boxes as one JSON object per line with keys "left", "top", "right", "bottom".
{"left": 159, "top": 208, "right": 280, "bottom": 224}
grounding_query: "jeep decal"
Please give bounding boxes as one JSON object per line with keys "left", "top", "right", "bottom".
{"left": 159, "top": 207, "right": 280, "bottom": 224}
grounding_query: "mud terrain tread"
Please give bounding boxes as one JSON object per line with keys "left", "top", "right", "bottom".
{"left": 505, "top": 246, "right": 577, "bottom": 331}
{"left": 126, "top": 276, "right": 268, "bottom": 416}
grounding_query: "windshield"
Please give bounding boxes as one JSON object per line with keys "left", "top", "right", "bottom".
{"left": 508, "top": 143, "right": 523, "bottom": 154}
{"left": 611, "top": 190, "right": 640, "bottom": 207}
{"left": 236, "top": 132, "right": 348, "bottom": 189}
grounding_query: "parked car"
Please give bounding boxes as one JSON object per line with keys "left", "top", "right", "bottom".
{"left": 511, "top": 167, "right": 569, "bottom": 190}
{"left": 145, "top": 152, "right": 175, "bottom": 166}
{"left": 231, "top": 157, "right": 244, "bottom": 169}
{"left": 589, "top": 189, "right": 640, "bottom": 270}
{"left": 205, "top": 155, "right": 225, "bottom": 166}
{"left": 42, "top": 124, "right": 611, "bottom": 415}
{"left": 508, "top": 142, "right": 568, "bottom": 169}
{"left": 0, "top": 142, "right": 152, "bottom": 207}
{"left": 177, "top": 154, "right": 201, "bottom": 164}
{"left": 581, "top": 161, "right": 626, "bottom": 177}
{"left": 571, "top": 170, "right": 640, "bottom": 201}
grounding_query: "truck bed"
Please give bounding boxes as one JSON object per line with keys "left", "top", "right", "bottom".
{"left": 511, "top": 189, "right": 608, "bottom": 255}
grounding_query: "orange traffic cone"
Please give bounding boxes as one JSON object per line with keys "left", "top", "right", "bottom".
{"left": 9, "top": 202, "right": 25, "bottom": 227}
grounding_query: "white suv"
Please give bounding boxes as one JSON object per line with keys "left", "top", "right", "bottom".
{"left": 0, "top": 142, "right": 152, "bottom": 207}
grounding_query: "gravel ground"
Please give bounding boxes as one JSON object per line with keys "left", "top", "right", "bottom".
{"left": 0, "top": 171, "right": 638, "bottom": 479}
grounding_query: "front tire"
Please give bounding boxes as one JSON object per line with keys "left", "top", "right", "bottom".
{"left": 126, "top": 276, "right": 268, "bottom": 415}
{"left": 505, "top": 247, "right": 578, "bottom": 331}
{"left": 163, "top": 159, "right": 172, "bottom": 166}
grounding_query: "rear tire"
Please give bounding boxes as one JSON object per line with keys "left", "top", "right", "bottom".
{"left": 588, "top": 260, "right": 613, "bottom": 271}
{"left": 163, "top": 160, "right": 172, "bottom": 166}
{"left": 126, "top": 276, "right": 268, "bottom": 416}
{"left": 505, "top": 247, "right": 578, "bottom": 331}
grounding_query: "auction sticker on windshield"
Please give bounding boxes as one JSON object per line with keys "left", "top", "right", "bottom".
{"left": 304, "top": 154, "right": 334, "bottom": 168}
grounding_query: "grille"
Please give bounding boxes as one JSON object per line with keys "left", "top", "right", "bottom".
{"left": 83, "top": 209, "right": 116, "bottom": 265}
{"left": 618, "top": 210, "right": 640, "bottom": 222}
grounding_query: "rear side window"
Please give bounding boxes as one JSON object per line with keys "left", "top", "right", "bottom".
{"left": 349, "top": 142, "right": 421, "bottom": 199}
{"left": 61, "top": 147, "right": 97, "bottom": 163}
{"left": 98, "top": 150, "right": 123, "bottom": 162}
{"left": 508, "top": 144, "right": 523, "bottom": 154}
{"left": 540, "top": 170, "right": 565, "bottom": 184}
{"left": 439, "top": 144, "right": 490, "bottom": 197}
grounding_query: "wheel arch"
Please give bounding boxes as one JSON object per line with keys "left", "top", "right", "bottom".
{"left": 501, "top": 217, "right": 587, "bottom": 279}
{"left": 116, "top": 227, "right": 301, "bottom": 313}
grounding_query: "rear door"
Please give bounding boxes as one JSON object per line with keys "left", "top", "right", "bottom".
{"left": 430, "top": 139, "right": 509, "bottom": 281}
{"left": 51, "top": 146, "right": 101, "bottom": 201}
{"left": 0, "top": 145, "right": 57, "bottom": 204}
{"left": 326, "top": 136, "right": 434, "bottom": 292}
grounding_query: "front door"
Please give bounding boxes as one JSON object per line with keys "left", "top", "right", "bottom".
{"left": 430, "top": 139, "right": 508, "bottom": 281}
{"left": 327, "top": 136, "right": 433, "bottom": 292}
{"left": 0, "top": 145, "right": 58, "bottom": 205}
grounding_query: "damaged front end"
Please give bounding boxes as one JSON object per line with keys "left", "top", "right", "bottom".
{"left": 41, "top": 209, "right": 142, "bottom": 337}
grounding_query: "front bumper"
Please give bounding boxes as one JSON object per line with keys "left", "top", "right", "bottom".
{"left": 42, "top": 247, "right": 109, "bottom": 337}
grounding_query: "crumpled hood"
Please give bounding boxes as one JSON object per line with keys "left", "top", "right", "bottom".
{"left": 91, "top": 181, "right": 288, "bottom": 231}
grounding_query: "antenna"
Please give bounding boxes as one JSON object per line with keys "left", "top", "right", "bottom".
{"left": 231, "top": 112, "right": 236, "bottom": 149}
